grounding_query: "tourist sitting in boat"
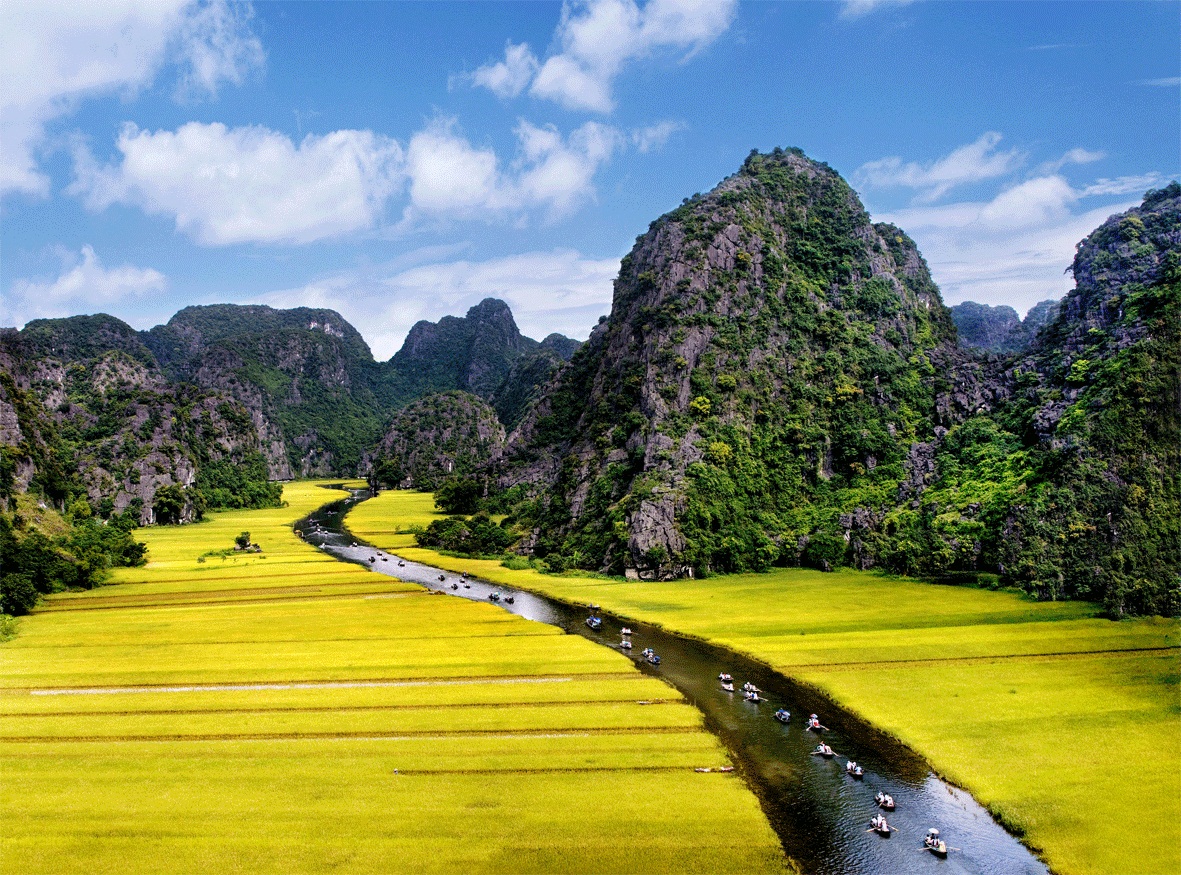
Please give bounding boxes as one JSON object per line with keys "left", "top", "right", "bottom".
{"left": 718, "top": 673, "right": 732, "bottom": 682}
{"left": 621, "top": 627, "right": 632, "bottom": 636}
{"left": 924, "top": 829, "right": 948, "bottom": 856}
{"left": 812, "top": 743, "right": 834, "bottom": 757}
{"left": 721, "top": 682, "right": 734, "bottom": 691}
{"left": 774, "top": 708, "right": 790, "bottom": 723}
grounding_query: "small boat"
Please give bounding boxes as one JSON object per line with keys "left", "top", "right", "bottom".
{"left": 774, "top": 709, "right": 790, "bottom": 724}
{"left": 381, "top": 557, "right": 388, "bottom": 562}
{"left": 438, "top": 575, "right": 446, "bottom": 582}
{"left": 846, "top": 761, "right": 864, "bottom": 779}
{"left": 718, "top": 673, "right": 732, "bottom": 682}
{"left": 641, "top": 648, "right": 654, "bottom": 658}
{"left": 398, "top": 561, "right": 405, "bottom": 567}
{"left": 368, "top": 556, "right": 376, "bottom": 563}
{"left": 620, "top": 640, "right": 633, "bottom": 649}
{"left": 744, "top": 690, "right": 761, "bottom": 703}
{"left": 586, "top": 617, "right": 602, "bottom": 631}
{"left": 451, "top": 583, "right": 458, "bottom": 590}
{"left": 870, "top": 814, "right": 892, "bottom": 836}
{"left": 811, "top": 744, "right": 836, "bottom": 758}
{"left": 588, "top": 604, "right": 600, "bottom": 612}
{"left": 463, "top": 583, "right": 471, "bottom": 589}
{"left": 875, "top": 792, "right": 896, "bottom": 811}
{"left": 621, "top": 627, "right": 632, "bottom": 636}
{"left": 489, "top": 591, "right": 501, "bottom": 601}
{"left": 720, "top": 682, "right": 734, "bottom": 692}
{"left": 805, "top": 714, "right": 827, "bottom": 732}
{"left": 718, "top": 766, "right": 734, "bottom": 773}
{"left": 742, "top": 682, "right": 760, "bottom": 693}
{"left": 504, "top": 595, "right": 514, "bottom": 604}
{"left": 647, "top": 653, "right": 661, "bottom": 665}
{"left": 924, "top": 829, "right": 948, "bottom": 857}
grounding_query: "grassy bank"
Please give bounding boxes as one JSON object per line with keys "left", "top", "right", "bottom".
{"left": 0, "top": 482, "right": 785, "bottom": 874}
{"left": 346, "top": 489, "right": 1181, "bottom": 875}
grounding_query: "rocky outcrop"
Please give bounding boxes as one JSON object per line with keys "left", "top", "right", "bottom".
{"left": 951, "top": 299, "right": 1061, "bottom": 354}
{"left": 371, "top": 391, "right": 506, "bottom": 490}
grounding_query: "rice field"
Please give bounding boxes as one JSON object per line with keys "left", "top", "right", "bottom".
{"left": 0, "top": 482, "right": 786, "bottom": 874}
{"left": 348, "top": 489, "right": 1181, "bottom": 875}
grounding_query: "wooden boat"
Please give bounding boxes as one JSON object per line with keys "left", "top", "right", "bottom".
{"left": 718, "top": 673, "right": 732, "bottom": 682}
{"left": 924, "top": 829, "right": 948, "bottom": 857}
{"left": 504, "top": 595, "right": 514, "bottom": 604}
{"left": 621, "top": 627, "right": 632, "bottom": 636}
{"left": 489, "top": 591, "right": 501, "bottom": 601}
{"left": 744, "top": 690, "right": 762, "bottom": 703}
{"left": 870, "top": 815, "right": 892, "bottom": 836}
{"left": 875, "top": 792, "right": 896, "bottom": 811}
{"left": 397, "top": 561, "right": 405, "bottom": 566}
{"left": 463, "top": 583, "right": 470, "bottom": 589}
{"left": 437, "top": 574, "right": 445, "bottom": 581}
{"left": 805, "top": 714, "right": 828, "bottom": 731}
{"left": 774, "top": 709, "right": 790, "bottom": 724}
{"left": 647, "top": 653, "right": 661, "bottom": 665}
{"left": 586, "top": 616, "right": 602, "bottom": 631}
{"left": 368, "top": 556, "right": 376, "bottom": 563}
{"left": 742, "top": 682, "right": 760, "bottom": 693}
{"left": 811, "top": 744, "right": 836, "bottom": 758}
{"left": 381, "top": 557, "right": 388, "bottom": 562}
{"left": 620, "top": 640, "right": 633, "bottom": 649}
{"left": 451, "top": 583, "right": 458, "bottom": 590}
{"left": 846, "top": 761, "right": 864, "bottom": 779}
{"left": 720, "top": 682, "right": 734, "bottom": 691}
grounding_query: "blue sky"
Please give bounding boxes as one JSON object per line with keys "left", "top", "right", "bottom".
{"left": 2, "top": 0, "right": 1177, "bottom": 359}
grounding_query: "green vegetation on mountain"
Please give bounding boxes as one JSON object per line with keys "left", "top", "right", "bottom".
{"left": 490, "top": 153, "right": 1178, "bottom": 616}
{"left": 370, "top": 392, "right": 505, "bottom": 491}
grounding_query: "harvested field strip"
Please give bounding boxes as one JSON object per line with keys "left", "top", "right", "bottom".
{"left": 0, "top": 699, "right": 680, "bottom": 718}
{"left": 15, "top": 673, "right": 635, "bottom": 695}
{"left": 31, "top": 588, "right": 414, "bottom": 612}
{"left": 793, "top": 644, "right": 1181, "bottom": 670}
{"left": 1, "top": 726, "right": 699, "bottom": 743}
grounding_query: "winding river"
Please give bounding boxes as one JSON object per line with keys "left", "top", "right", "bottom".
{"left": 299, "top": 488, "right": 1047, "bottom": 875}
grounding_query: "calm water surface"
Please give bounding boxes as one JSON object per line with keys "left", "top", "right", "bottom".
{"left": 299, "top": 488, "right": 1048, "bottom": 875}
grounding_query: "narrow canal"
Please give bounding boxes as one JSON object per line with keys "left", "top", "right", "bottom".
{"left": 299, "top": 488, "right": 1048, "bottom": 875}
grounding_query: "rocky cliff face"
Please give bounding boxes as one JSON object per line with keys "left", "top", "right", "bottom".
{"left": 372, "top": 391, "right": 505, "bottom": 490}
{"left": 492, "top": 154, "right": 1178, "bottom": 614}
{"left": 497, "top": 148, "right": 963, "bottom": 577}
{"left": 390, "top": 299, "right": 580, "bottom": 429}
{"left": 0, "top": 323, "right": 275, "bottom": 524}
{"left": 951, "top": 299, "right": 1061, "bottom": 354}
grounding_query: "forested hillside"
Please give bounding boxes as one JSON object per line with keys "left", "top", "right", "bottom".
{"left": 484, "top": 151, "right": 1178, "bottom": 614}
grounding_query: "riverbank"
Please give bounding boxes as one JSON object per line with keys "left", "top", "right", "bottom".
{"left": 346, "top": 489, "right": 1181, "bottom": 875}
{"left": 0, "top": 482, "right": 785, "bottom": 874}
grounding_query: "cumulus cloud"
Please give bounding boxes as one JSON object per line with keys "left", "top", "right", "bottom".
{"left": 879, "top": 175, "right": 1151, "bottom": 313}
{"left": 257, "top": 249, "right": 621, "bottom": 359}
{"left": 856, "top": 131, "right": 1025, "bottom": 202}
{"left": 1137, "top": 77, "right": 1181, "bottom": 87}
{"left": 469, "top": 41, "right": 539, "bottom": 98}
{"left": 0, "top": 0, "right": 263, "bottom": 198}
{"left": 468, "top": 0, "right": 736, "bottom": 113}
{"left": 402, "top": 118, "right": 621, "bottom": 222}
{"left": 4, "top": 245, "right": 167, "bottom": 324}
{"left": 70, "top": 122, "right": 404, "bottom": 245}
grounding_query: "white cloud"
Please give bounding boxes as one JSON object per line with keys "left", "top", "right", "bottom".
{"left": 631, "top": 120, "right": 684, "bottom": 152}
{"left": 173, "top": 0, "right": 265, "bottom": 100}
{"left": 469, "top": 0, "right": 736, "bottom": 113}
{"left": 71, "top": 121, "right": 404, "bottom": 245}
{"left": 839, "top": 0, "right": 915, "bottom": 20}
{"left": 403, "top": 118, "right": 621, "bottom": 222}
{"left": 856, "top": 132, "right": 1025, "bottom": 202}
{"left": 1138, "top": 77, "right": 1181, "bottom": 87}
{"left": 257, "top": 249, "right": 621, "bottom": 359}
{"left": 879, "top": 175, "right": 1145, "bottom": 313}
{"left": 4, "top": 245, "right": 166, "bottom": 324}
{"left": 469, "top": 41, "right": 539, "bottom": 99}
{"left": 0, "top": 0, "right": 262, "bottom": 198}
{"left": 1080, "top": 173, "right": 1165, "bottom": 198}
{"left": 1037, "top": 147, "right": 1105, "bottom": 174}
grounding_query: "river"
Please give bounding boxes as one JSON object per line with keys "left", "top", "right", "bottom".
{"left": 299, "top": 488, "right": 1048, "bottom": 875}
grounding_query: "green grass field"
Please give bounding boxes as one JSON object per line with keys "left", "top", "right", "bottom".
{"left": 0, "top": 482, "right": 786, "bottom": 874}
{"left": 347, "top": 489, "right": 1181, "bottom": 875}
